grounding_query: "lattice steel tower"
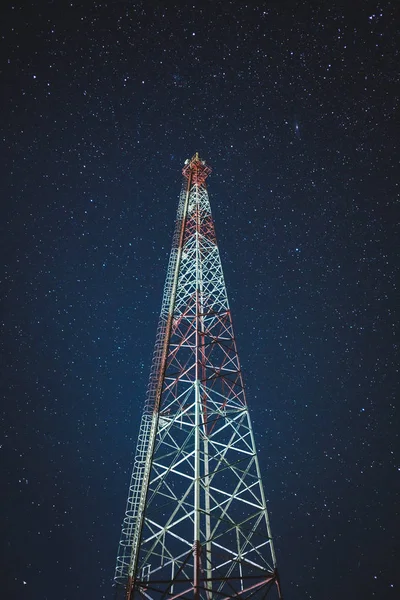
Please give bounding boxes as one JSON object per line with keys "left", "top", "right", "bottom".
{"left": 114, "top": 154, "right": 282, "bottom": 600}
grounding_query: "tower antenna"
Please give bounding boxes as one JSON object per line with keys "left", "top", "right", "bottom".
{"left": 114, "top": 154, "right": 283, "bottom": 600}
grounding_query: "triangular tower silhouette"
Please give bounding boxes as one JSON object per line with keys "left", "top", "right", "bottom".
{"left": 114, "top": 154, "right": 282, "bottom": 600}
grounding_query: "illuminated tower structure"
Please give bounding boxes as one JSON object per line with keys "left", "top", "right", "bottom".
{"left": 114, "top": 154, "right": 282, "bottom": 600}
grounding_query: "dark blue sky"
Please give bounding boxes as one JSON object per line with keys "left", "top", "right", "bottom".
{"left": 1, "top": 1, "right": 398, "bottom": 599}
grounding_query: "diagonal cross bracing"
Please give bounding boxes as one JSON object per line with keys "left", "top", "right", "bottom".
{"left": 115, "top": 154, "right": 281, "bottom": 600}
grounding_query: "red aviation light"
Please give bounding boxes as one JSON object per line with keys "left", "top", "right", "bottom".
{"left": 182, "top": 152, "right": 212, "bottom": 186}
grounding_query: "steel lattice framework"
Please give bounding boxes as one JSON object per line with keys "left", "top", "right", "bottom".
{"left": 115, "top": 154, "right": 282, "bottom": 600}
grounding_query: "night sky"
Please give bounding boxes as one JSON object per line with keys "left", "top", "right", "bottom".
{"left": 1, "top": 1, "right": 399, "bottom": 599}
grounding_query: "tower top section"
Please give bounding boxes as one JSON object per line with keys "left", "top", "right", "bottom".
{"left": 182, "top": 152, "right": 212, "bottom": 186}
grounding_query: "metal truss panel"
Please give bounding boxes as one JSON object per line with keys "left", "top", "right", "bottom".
{"left": 115, "top": 155, "right": 282, "bottom": 600}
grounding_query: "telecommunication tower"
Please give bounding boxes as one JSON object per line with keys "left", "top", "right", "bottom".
{"left": 114, "top": 154, "right": 282, "bottom": 600}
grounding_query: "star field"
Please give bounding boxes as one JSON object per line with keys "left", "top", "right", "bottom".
{"left": 1, "top": 1, "right": 399, "bottom": 599}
